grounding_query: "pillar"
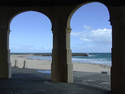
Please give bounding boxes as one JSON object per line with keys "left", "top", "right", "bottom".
{"left": 51, "top": 21, "right": 73, "bottom": 83}
{"left": 110, "top": 6, "right": 125, "bottom": 94}
{"left": 0, "top": 27, "right": 11, "bottom": 79}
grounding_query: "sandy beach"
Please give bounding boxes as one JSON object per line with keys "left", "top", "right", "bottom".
{"left": 10, "top": 54, "right": 110, "bottom": 73}
{"left": 9, "top": 54, "right": 111, "bottom": 90}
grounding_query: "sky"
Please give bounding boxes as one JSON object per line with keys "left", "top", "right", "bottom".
{"left": 9, "top": 2, "right": 112, "bottom": 53}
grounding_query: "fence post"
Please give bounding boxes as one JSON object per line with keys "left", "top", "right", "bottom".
{"left": 14, "top": 60, "right": 17, "bottom": 68}
{"left": 23, "top": 60, "right": 26, "bottom": 69}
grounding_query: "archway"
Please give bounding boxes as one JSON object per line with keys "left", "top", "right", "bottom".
{"left": 70, "top": 2, "right": 112, "bottom": 90}
{"left": 9, "top": 11, "right": 52, "bottom": 79}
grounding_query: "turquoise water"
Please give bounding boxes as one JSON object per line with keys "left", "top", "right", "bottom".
{"left": 28, "top": 53, "right": 111, "bottom": 66}
{"left": 72, "top": 53, "right": 111, "bottom": 66}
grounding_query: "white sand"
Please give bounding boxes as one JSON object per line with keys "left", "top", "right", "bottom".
{"left": 10, "top": 55, "right": 110, "bottom": 73}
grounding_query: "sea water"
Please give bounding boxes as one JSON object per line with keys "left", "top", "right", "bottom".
{"left": 72, "top": 53, "right": 111, "bottom": 66}
{"left": 28, "top": 53, "right": 111, "bottom": 66}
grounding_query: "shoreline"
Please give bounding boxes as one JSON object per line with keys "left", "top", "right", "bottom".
{"left": 10, "top": 54, "right": 110, "bottom": 73}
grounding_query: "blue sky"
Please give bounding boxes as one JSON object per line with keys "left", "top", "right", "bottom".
{"left": 9, "top": 2, "right": 112, "bottom": 53}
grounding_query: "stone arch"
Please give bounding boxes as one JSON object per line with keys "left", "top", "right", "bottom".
{"left": 8, "top": 8, "right": 53, "bottom": 30}
{"left": 67, "top": 1, "right": 112, "bottom": 87}
{"left": 67, "top": 1, "right": 111, "bottom": 27}
{"left": 9, "top": 10, "right": 53, "bottom": 77}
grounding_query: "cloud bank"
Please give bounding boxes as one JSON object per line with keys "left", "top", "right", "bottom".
{"left": 71, "top": 26, "right": 112, "bottom": 53}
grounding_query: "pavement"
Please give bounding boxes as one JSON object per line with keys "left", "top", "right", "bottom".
{"left": 0, "top": 68, "right": 111, "bottom": 94}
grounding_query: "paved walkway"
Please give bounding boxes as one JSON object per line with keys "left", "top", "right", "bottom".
{"left": 0, "top": 68, "right": 111, "bottom": 94}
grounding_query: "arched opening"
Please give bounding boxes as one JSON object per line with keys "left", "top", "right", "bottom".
{"left": 70, "top": 2, "right": 112, "bottom": 90}
{"left": 9, "top": 11, "right": 52, "bottom": 79}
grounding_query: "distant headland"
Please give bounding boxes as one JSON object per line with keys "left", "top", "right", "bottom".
{"left": 10, "top": 53, "right": 88, "bottom": 56}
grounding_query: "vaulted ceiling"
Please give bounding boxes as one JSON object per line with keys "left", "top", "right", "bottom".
{"left": 0, "top": 0, "right": 124, "bottom": 6}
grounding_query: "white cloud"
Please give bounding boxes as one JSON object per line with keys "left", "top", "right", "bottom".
{"left": 71, "top": 27, "right": 112, "bottom": 43}
{"left": 71, "top": 26, "right": 112, "bottom": 52}
{"left": 83, "top": 25, "right": 92, "bottom": 31}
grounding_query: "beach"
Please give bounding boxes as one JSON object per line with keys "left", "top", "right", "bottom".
{"left": 10, "top": 54, "right": 111, "bottom": 90}
{"left": 10, "top": 54, "right": 110, "bottom": 73}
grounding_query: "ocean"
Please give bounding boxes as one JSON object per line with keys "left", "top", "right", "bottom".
{"left": 72, "top": 53, "right": 111, "bottom": 66}
{"left": 28, "top": 53, "right": 111, "bottom": 66}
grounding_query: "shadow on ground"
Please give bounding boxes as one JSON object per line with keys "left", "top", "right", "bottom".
{"left": 0, "top": 68, "right": 111, "bottom": 94}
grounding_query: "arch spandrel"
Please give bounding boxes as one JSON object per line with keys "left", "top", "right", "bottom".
{"left": 7, "top": 6, "right": 53, "bottom": 30}
{"left": 67, "top": 1, "right": 110, "bottom": 29}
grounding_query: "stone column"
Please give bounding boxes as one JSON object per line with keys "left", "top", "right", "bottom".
{"left": 51, "top": 23, "right": 73, "bottom": 83}
{"left": 110, "top": 6, "right": 125, "bottom": 94}
{"left": 0, "top": 27, "right": 11, "bottom": 79}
